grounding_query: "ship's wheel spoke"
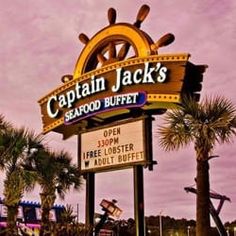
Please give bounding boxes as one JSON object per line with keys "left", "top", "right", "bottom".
{"left": 133, "top": 4, "right": 150, "bottom": 28}
{"left": 108, "top": 42, "right": 116, "bottom": 59}
{"left": 108, "top": 8, "right": 116, "bottom": 25}
{"left": 97, "top": 53, "right": 107, "bottom": 65}
{"left": 118, "top": 43, "right": 130, "bottom": 61}
{"left": 78, "top": 33, "right": 89, "bottom": 45}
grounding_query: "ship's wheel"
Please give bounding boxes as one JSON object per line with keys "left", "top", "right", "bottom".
{"left": 71, "top": 5, "right": 175, "bottom": 80}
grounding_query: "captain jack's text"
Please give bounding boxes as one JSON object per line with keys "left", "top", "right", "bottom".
{"left": 47, "top": 62, "right": 167, "bottom": 118}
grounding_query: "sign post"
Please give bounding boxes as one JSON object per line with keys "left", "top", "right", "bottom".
{"left": 134, "top": 165, "right": 145, "bottom": 236}
{"left": 85, "top": 172, "right": 95, "bottom": 236}
{"left": 78, "top": 133, "right": 95, "bottom": 235}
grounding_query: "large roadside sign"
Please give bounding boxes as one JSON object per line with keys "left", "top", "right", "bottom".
{"left": 38, "top": 5, "right": 206, "bottom": 235}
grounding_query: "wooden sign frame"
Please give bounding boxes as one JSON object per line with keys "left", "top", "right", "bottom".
{"left": 78, "top": 116, "right": 153, "bottom": 173}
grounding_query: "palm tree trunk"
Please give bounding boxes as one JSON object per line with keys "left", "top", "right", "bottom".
{"left": 196, "top": 159, "right": 211, "bottom": 236}
{"left": 6, "top": 205, "right": 18, "bottom": 236}
{"left": 40, "top": 192, "right": 56, "bottom": 236}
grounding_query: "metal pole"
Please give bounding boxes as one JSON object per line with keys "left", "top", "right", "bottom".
{"left": 159, "top": 211, "right": 163, "bottom": 236}
{"left": 226, "top": 229, "right": 229, "bottom": 236}
{"left": 77, "top": 203, "right": 79, "bottom": 223}
{"left": 134, "top": 165, "right": 145, "bottom": 236}
{"left": 209, "top": 201, "right": 227, "bottom": 236}
{"left": 85, "top": 172, "right": 95, "bottom": 236}
{"left": 187, "top": 226, "right": 190, "bottom": 236}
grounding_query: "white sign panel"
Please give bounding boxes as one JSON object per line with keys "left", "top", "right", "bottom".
{"left": 0, "top": 204, "right": 23, "bottom": 219}
{"left": 35, "top": 208, "right": 56, "bottom": 221}
{"left": 0, "top": 204, "right": 7, "bottom": 217}
{"left": 17, "top": 206, "right": 23, "bottom": 219}
{"left": 35, "top": 207, "right": 42, "bottom": 220}
{"left": 80, "top": 119, "right": 146, "bottom": 172}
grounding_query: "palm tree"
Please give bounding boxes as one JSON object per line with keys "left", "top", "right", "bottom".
{"left": 60, "top": 204, "right": 77, "bottom": 224}
{"left": 158, "top": 96, "right": 236, "bottom": 236}
{"left": 1, "top": 127, "right": 43, "bottom": 235}
{"left": 29, "top": 148, "right": 82, "bottom": 236}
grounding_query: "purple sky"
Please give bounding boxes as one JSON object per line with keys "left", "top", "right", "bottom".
{"left": 1, "top": 0, "right": 236, "bottom": 224}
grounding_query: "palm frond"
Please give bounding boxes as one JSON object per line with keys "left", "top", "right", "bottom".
{"left": 158, "top": 95, "right": 236, "bottom": 157}
{"left": 159, "top": 124, "right": 193, "bottom": 151}
{"left": 158, "top": 103, "right": 195, "bottom": 151}
{"left": 0, "top": 115, "right": 12, "bottom": 134}
{"left": 202, "top": 96, "right": 236, "bottom": 144}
